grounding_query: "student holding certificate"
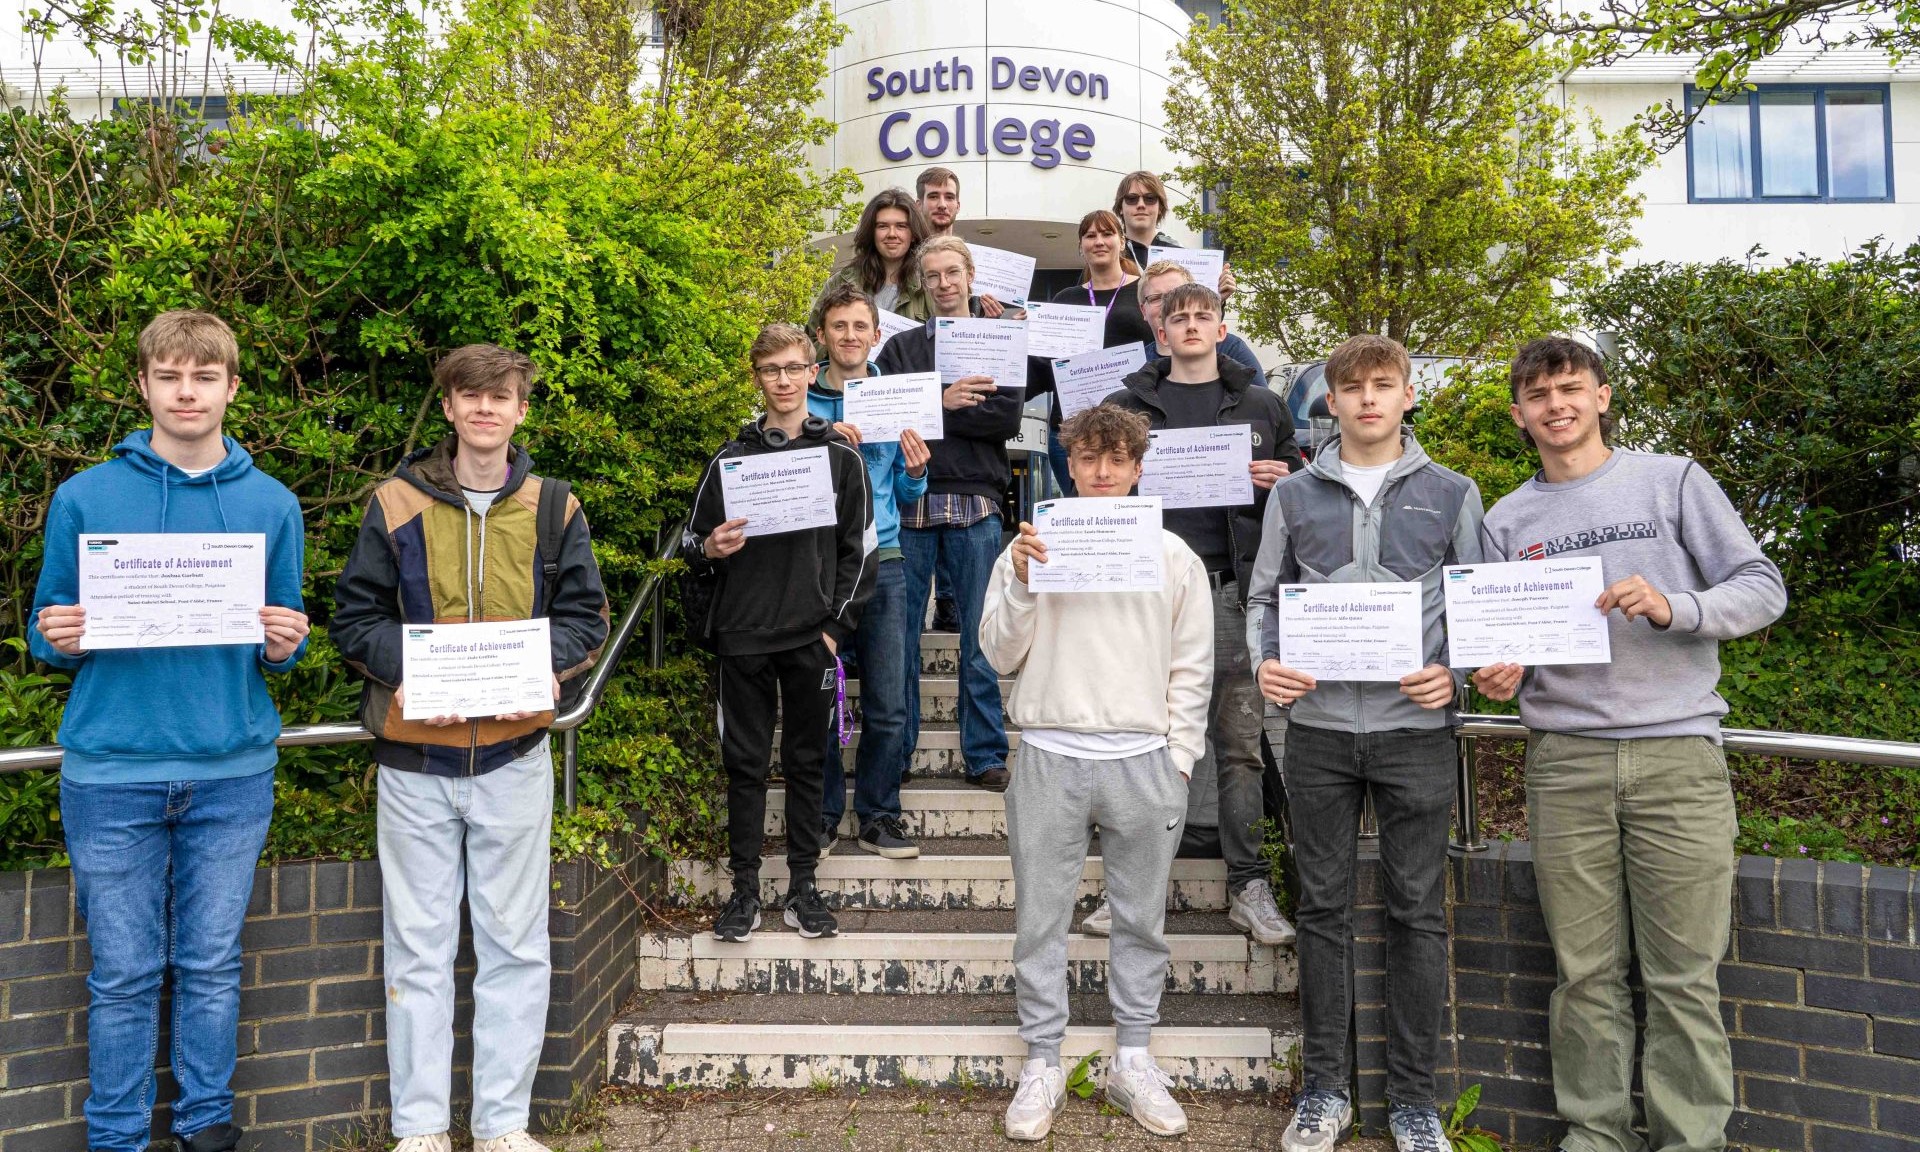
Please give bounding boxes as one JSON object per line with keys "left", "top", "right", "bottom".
{"left": 686, "top": 323, "right": 876, "bottom": 943}
{"left": 1242, "top": 336, "right": 1485, "bottom": 1152}
{"left": 1098, "top": 283, "right": 1300, "bottom": 952}
{"left": 331, "top": 344, "right": 609, "bottom": 1152}
{"left": 1474, "top": 338, "right": 1786, "bottom": 1152}
{"left": 31, "top": 311, "right": 310, "bottom": 1152}
{"left": 979, "top": 405, "right": 1213, "bottom": 1142}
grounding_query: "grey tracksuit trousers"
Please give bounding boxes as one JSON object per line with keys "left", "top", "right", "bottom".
{"left": 1007, "top": 742, "right": 1189, "bottom": 1063}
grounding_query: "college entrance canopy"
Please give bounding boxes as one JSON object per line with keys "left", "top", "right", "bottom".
{"left": 807, "top": 0, "right": 1201, "bottom": 270}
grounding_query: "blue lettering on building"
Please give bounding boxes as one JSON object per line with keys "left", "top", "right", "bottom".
{"left": 865, "top": 53, "right": 1105, "bottom": 170}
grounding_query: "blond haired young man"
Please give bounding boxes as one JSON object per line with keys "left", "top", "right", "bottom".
{"left": 31, "top": 310, "right": 311, "bottom": 1152}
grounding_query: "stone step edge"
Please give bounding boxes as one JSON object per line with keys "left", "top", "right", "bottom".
{"left": 672, "top": 855, "right": 1226, "bottom": 882}
{"left": 766, "top": 785, "right": 1006, "bottom": 811}
{"left": 639, "top": 930, "right": 1269, "bottom": 963}
{"left": 612, "top": 1021, "right": 1279, "bottom": 1061}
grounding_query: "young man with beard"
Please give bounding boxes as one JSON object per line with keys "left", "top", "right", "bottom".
{"left": 981, "top": 404, "right": 1213, "bottom": 1143}
{"left": 876, "top": 235, "right": 1023, "bottom": 791}
{"left": 1244, "top": 335, "right": 1484, "bottom": 1152}
{"left": 1474, "top": 337, "right": 1785, "bottom": 1152}
{"left": 687, "top": 324, "right": 876, "bottom": 942}
{"left": 810, "top": 283, "right": 932, "bottom": 858}
{"left": 333, "top": 344, "right": 610, "bottom": 1152}
{"left": 31, "top": 310, "right": 311, "bottom": 1152}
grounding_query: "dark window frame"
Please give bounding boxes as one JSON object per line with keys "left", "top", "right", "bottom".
{"left": 1685, "top": 82, "right": 1895, "bottom": 204}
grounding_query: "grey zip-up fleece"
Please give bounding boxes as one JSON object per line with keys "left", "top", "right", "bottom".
{"left": 1480, "top": 449, "right": 1787, "bottom": 742}
{"left": 1243, "top": 433, "right": 1485, "bottom": 733}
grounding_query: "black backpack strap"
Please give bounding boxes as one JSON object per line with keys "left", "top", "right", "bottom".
{"left": 535, "top": 477, "right": 572, "bottom": 615}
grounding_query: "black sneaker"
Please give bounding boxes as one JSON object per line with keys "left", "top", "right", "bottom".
{"left": 182, "top": 1127, "right": 242, "bottom": 1152}
{"left": 858, "top": 815, "right": 921, "bottom": 860}
{"left": 968, "top": 765, "right": 1010, "bottom": 792}
{"left": 783, "top": 884, "right": 839, "bottom": 938}
{"left": 712, "top": 890, "right": 761, "bottom": 942}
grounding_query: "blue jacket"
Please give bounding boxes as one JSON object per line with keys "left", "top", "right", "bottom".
{"left": 29, "top": 431, "right": 309, "bottom": 783}
{"left": 809, "top": 365, "right": 928, "bottom": 555}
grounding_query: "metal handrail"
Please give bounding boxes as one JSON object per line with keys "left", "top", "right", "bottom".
{"left": 0, "top": 519, "right": 689, "bottom": 815}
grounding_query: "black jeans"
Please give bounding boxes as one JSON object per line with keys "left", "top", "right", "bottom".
{"left": 718, "top": 639, "right": 836, "bottom": 893}
{"left": 1285, "top": 722, "right": 1454, "bottom": 1107}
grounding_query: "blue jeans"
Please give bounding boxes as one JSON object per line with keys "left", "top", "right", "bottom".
{"left": 1284, "top": 723, "right": 1454, "bottom": 1108}
{"left": 824, "top": 558, "right": 911, "bottom": 832}
{"left": 900, "top": 516, "right": 1009, "bottom": 777}
{"left": 61, "top": 771, "right": 276, "bottom": 1152}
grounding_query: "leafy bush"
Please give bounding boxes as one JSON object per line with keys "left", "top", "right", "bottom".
{"left": 0, "top": 0, "right": 848, "bottom": 869}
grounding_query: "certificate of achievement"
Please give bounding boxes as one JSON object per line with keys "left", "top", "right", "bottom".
{"left": 401, "top": 619, "right": 553, "bottom": 719}
{"left": 844, "top": 372, "right": 945, "bottom": 443}
{"left": 1053, "top": 344, "right": 1148, "bottom": 419}
{"left": 1139, "top": 425, "right": 1255, "bottom": 510}
{"left": 720, "top": 446, "right": 838, "bottom": 538}
{"left": 76, "top": 533, "right": 266, "bottom": 650}
{"left": 966, "top": 243, "right": 1037, "bottom": 306}
{"left": 1275, "top": 582, "right": 1424, "bottom": 681}
{"left": 1024, "top": 302, "right": 1108, "bottom": 359}
{"left": 1443, "top": 558, "right": 1612, "bottom": 667}
{"left": 934, "top": 317, "right": 1030, "bottom": 388}
{"left": 1148, "top": 246, "right": 1226, "bottom": 292}
{"left": 876, "top": 308, "right": 921, "bottom": 343}
{"left": 1027, "top": 497, "right": 1164, "bottom": 593}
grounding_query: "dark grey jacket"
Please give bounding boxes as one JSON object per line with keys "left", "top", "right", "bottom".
{"left": 1243, "top": 433, "right": 1484, "bottom": 733}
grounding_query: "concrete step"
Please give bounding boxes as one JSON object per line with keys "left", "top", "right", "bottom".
{"left": 635, "top": 909, "right": 1295, "bottom": 996}
{"left": 667, "top": 838, "right": 1228, "bottom": 911}
{"left": 773, "top": 725, "right": 1023, "bottom": 779}
{"left": 765, "top": 779, "right": 1006, "bottom": 839}
{"left": 919, "top": 630, "right": 962, "bottom": 675}
{"left": 843, "top": 675, "right": 1017, "bottom": 726}
{"left": 607, "top": 990, "right": 1299, "bottom": 1091}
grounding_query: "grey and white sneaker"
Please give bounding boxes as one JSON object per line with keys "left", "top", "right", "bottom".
{"left": 858, "top": 815, "right": 921, "bottom": 859}
{"left": 1104, "top": 1052, "right": 1187, "bottom": 1136}
{"left": 1003, "top": 1058, "right": 1066, "bottom": 1141}
{"left": 1229, "top": 878, "right": 1298, "bottom": 946}
{"left": 1281, "top": 1089, "right": 1353, "bottom": 1152}
{"left": 1388, "top": 1103, "right": 1448, "bottom": 1152}
{"left": 1080, "top": 898, "right": 1112, "bottom": 936}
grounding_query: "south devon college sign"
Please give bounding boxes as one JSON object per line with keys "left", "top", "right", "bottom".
{"left": 868, "top": 54, "right": 1108, "bottom": 169}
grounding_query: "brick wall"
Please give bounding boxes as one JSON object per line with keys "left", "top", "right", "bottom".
{"left": 1350, "top": 842, "right": 1920, "bottom": 1151}
{"left": 0, "top": 820, "right": 656, "bottom": 1152}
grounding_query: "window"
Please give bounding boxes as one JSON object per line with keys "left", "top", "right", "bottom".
{"left": 1687, "top": 84, "right": 1893, "bottom": 203}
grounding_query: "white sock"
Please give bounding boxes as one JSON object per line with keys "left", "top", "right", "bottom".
{"left": 1024, "top": 1056, "right": 1057, "bottom": 1073}
{"left": 1117, "top": 1045, "right": 1151, "bottom": 1069}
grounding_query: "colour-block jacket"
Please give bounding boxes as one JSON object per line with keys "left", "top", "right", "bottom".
{"left": 332, "top": 437, "right": 610, "bottom": 777}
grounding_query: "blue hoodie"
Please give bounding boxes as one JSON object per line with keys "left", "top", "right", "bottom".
{"left": 29, "top": 431, "right": 309, "bottom": 784}
{"left": 810, "top": 364, "right": 928, "bottom": 557}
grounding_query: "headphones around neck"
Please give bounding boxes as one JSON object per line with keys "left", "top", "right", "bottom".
{"left": 763, "top": 415, "right": 831, "bottom": 449}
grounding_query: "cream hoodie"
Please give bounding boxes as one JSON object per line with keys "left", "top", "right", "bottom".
{"left": 979, "top": 530, "right": 1214, "bottom": 776}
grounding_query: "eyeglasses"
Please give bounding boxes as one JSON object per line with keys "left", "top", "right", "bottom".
{"left": 1122, "top": 193, "right": 1160, "bottom": 206}
{"left": 1141, "top": 291, "right": 1167, "bottom": 306}
{"left": 924, "top": 269, "right": 971, "bottom": 286}
{"left": 754, "top": 363, "right": 813, "bottom": 382}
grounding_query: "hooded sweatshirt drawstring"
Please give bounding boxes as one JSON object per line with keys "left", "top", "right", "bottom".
{"left": 208, "top": 471, "right": 233, "bottom": 532}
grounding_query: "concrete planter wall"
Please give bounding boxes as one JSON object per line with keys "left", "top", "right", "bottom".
{"left": 0, "top": 819, "right": 658, "bottom": 1152}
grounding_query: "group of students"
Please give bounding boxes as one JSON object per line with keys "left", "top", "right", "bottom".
{"left": 27, "top": 167, "right": 1787, "bottom": 1152}
{"left": 32, "top": 316, "right": 609, "bottom": 1152}
{"left": 688, "top": 167, "right": 1788, "bottom": 1152}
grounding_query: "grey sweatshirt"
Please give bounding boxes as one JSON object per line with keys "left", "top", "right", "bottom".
{"left": 1243, "top": 433, "right": 1485, "bottom": 734}
{"left": 1479, "top": 450, "right": 1787, "bottom": 742}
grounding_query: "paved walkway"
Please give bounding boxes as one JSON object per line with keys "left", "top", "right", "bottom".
{"left": 577, "top": 1089, "right": 1398, "bottom": 1151}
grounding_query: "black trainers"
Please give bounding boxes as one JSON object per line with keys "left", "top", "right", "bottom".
{"left": 930, "top": 596, "right": 959, "bottom": 632}
{"left": 858, "top": 815, "right": 921, "bottom": 859}
{"left": 712, "top": 889, "right": 761, "bottom": 942}
{"left": 783, "top": 883, "right": 839, "bottom": 938}
{"left": 182, "top": 1126, "right": 243, "bottom": 1152}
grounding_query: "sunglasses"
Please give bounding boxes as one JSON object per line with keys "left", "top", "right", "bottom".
{"left": 1122, "top": 193, "right": 1160, "bottom": 206}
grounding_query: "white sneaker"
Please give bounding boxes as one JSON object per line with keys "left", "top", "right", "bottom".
{"left": 1080, "top": 898, "right": 1112, "bottom": 936}
{"left": 1229, "top": 878, "right": 1298, "bottom": 946}
{"left": 473, "top": 1132, "right": 550, "bottom": 1152}
{"left": 1003, "top": 1058, "right": 1067, "bottom": 1141}
{"left": 1103, "top": 1052, "right": 1187, "bottom": 1136}
{"left": 393, "top": 1136, "right": 451, "bottom": 1152}
{"left": 1281, "top": 1090, "right": 1354, "bottom": 1151}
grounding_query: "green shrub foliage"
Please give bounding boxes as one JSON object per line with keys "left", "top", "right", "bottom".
{"left": 0, "top": 0, "right": 850, "bottom": 868}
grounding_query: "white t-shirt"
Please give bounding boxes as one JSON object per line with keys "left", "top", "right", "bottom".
{"left": 463, "top": 487, "right": 500, "bottom": 514}
{"left": 1021, "top": 728, "right": 1171, "bottom": 763}
{"left": 1339, "top": 458, "right": 1396, "bottom": 507}
{"left": 178, "top": 465, "right": 216, "bottom": 478}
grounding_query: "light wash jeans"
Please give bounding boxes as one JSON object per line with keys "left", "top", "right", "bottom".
{"left": 62, "top": 771, "right": 275, "bottom": 1152}
{"left": 378, "top": 741, "right": 554, "bottom": 1140}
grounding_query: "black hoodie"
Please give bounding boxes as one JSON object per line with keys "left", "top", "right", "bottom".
{"left": 1103, "top": 355, "right": 1303, "bottom": 605}
{"left": 685, "top": 415, "right": 875, "bottom": 657}
{"left": 874, "top": 299, "right": 1028, "bottom": 502}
